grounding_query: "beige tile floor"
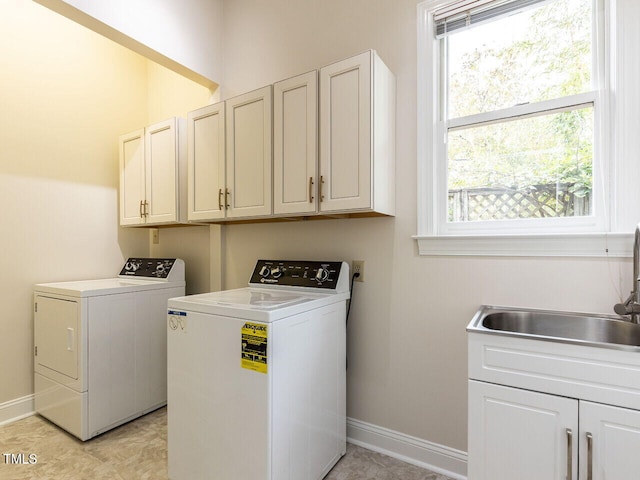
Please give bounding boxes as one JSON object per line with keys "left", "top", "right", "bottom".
{"left": 0, "top": 408, "right": 454, "bottom": 480}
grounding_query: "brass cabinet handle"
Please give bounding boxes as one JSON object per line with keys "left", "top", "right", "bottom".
{"left": 139, "top": 200, "right": 149, "bottom": 218}
{"left": 320, "top": 175, "right": 325, "bottom": 202}
{"left": 309, "top": 177, "right": 314, "bottom": 203}
{"left": 225, "top": 188, "right": 230, "bottom": 209}
{"left": 218, "top": 188, "right": 223, "bottom": 210}
{"left": 586, "top": 432, "right": 593, "bottom": 480}
{"left": 566, "top": 428, "right": 573, "bottom": 480}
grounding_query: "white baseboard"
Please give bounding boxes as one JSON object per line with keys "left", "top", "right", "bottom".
{"left": 0, "top": 394, "right": 34, "bottom": 427}
{"left": 347, "top": 417, "right": 468, "bottom": 480}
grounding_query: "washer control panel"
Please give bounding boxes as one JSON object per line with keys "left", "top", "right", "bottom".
{"left": 249, "top": 260, "right": 346, "bottom": 290}
{"left": 119, "top": 258, "right": 179, "bottom": 279}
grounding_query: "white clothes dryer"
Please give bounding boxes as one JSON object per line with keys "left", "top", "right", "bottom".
{"left": 167, "top": 259, "right": 350, "bottom": 480}
{"left": 34, "top": 258, "right": 185, "bottom": 440}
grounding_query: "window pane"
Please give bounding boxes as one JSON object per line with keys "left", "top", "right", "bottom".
{"left": 447, "top": 106, "right": 593, "bottom": 222}
{"left": 447, "top": 0, "right": 592, "bottom": 119}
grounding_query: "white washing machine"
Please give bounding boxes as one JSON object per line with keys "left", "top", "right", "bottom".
{"left": 34, "top": 258, "right": 185, "bottom": 441}
{"left": 167, "top": 259, "right": 350, "bottom": 480}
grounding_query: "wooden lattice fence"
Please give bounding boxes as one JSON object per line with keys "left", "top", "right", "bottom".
{"left": 448, "top": 183, "right": 591, "bottom": 222}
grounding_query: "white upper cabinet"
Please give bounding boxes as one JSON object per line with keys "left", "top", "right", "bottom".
{"left": 145, "top": 118, "right": 184, "bottom": 224}
{"left": 119, "top": 117, "right": 186, "bottom": 226}
{"left": 273, "top": 71, "right": 318, "bottom": 216}
{"left": 187, "top": 102, "right": 226, "bottom": 221}
{"left": 186, "top": 87, "right": 273, "bottom": 222}
{"left": 184, "top": 50, "right": 396, "bottom": 224}
{"left": 119, "top": 128, "right": 146, "bottom": 226}
{"left": 319, "top": 50, "right": 395, "bottom": 215}
{"left": 225, "top": 86, "right": 273, "bottom": 219}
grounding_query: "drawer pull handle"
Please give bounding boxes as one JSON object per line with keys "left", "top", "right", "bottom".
{"left": 587, "top": 432, "right": 593, "bottom": 480}
{"left": 566, "top": 428, "right": 573, "bottom": 480}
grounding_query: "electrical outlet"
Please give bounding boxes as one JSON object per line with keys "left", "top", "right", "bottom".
{"left": 352, "top": 260, "right": 364, "bottom": 282}
{"left": 151, "top": 228, "right": 159, "bottom": 245}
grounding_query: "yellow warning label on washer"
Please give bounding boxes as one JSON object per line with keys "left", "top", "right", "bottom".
{"left": 241, "top": 322, "right": 268, "bottom": 374}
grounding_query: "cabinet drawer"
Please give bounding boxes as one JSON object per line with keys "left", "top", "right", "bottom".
{"left": 469, "top": 332, "right": 640, "bottom": 410}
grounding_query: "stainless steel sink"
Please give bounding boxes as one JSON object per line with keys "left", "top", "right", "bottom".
{"left": 467, "top": 305, "right": 640, "bottom": 350}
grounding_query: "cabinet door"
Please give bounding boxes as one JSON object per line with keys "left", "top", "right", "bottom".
{"left": 580, "top": 401, "right": 640, "bottom": 480}
{"left": 273, "top": 71, "right": 318, "bottom": 215}
{"left": 319, "top": 51, "right": 372, "bottom": 212}
{"left": 468, "top": 380, "right": 578, "bottom": 480}
{"left": 119, "top": 128, "right": 146, "bottom": 225}
{"left": 146, "top": 118, "right": 179, "bottom": 224}
{"left": 226, "top": 86, "right": 273, "bottom": 219}
{"left": 187, "top": 103, "right": 226, "bottom": 221}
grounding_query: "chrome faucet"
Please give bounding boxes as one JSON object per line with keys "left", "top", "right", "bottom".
{"left": 614, "top": 223, "right": 640, "bottom": 323}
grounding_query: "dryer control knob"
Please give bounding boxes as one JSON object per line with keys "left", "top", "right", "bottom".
{"left": 125, "top": 261, "right": 140, "bottom": 272}
{"left": 272, "top": 266, "right": 285, "bottom": 279}
{"left": 259, "top": 265, "right": 271, "bottom": 278}
{"left": 315, "top": 267, "right": 329, "bottom": 283}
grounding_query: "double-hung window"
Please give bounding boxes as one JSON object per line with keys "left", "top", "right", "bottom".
{"left": 417, "top": 0, "right": 611, "bottom": 251}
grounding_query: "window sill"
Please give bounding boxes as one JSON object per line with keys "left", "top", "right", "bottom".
{"left": 413, "top": 232, "right": 632, "bottom": 257}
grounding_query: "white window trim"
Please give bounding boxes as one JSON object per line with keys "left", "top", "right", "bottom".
{"left": 415, "top": 0, "right": 626, "bottom": 257}
{"left": 414, "top": 232, "right": 632, "bottom": 257}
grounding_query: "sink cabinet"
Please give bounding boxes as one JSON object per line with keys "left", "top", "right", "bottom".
{"left": 580, "top": 401, "right": 640, "bottom": 479}
{"left": 468, "top": 332, "right": 640, "bottom": 479}
{"left": 469, "top": 380, "right": 577, "bottom": 480}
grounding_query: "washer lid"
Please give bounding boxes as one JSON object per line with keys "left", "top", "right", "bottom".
{"left": 210, "top": 289, "right": 311, "bottom": 309}
{"left": 168, "top": 287, "right": 349, "bottom": 322}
